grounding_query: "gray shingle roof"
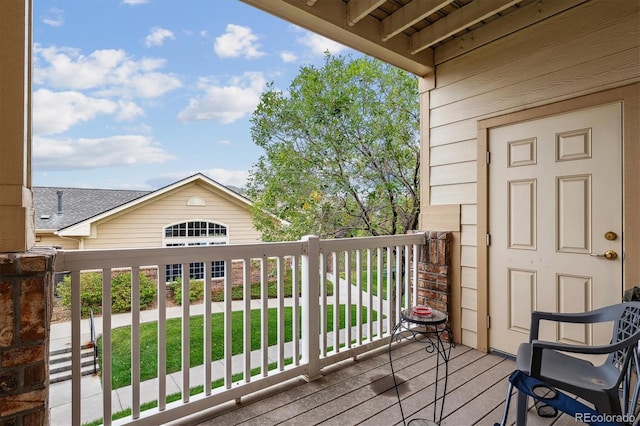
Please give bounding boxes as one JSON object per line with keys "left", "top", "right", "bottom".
{"left": 33, "top": 187, "right": 150, "bottom": 231}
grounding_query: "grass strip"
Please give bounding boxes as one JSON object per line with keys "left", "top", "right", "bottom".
{"left": 100, "top": 304, "right": 376, "bottom": 389}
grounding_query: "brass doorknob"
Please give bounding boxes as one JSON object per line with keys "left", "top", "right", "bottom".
{"left": 590, "top": 250, "right": 618, "bottom": 260}
{"left": 604, "top": 250, "right": 618, "bottom": 260}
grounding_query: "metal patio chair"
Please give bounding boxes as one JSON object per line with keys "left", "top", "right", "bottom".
{"left": 496, "top": 302, "right": 640, "bottom": 426}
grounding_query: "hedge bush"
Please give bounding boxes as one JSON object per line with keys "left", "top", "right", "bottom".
{"left": 168, "top": 278, "right": 205, "bottom": 305}
{"left": 57, "top": 271, "right": 156, "bottom": 317}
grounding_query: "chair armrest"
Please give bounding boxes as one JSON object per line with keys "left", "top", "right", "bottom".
{"left": 532, "top": 339, "right": 630, "bottom": 355}
{"left": 529, "top": 337, "right": 640, "bottom": 377}
{"left": 529, "top": 308, "right": 621, "bottom": 341}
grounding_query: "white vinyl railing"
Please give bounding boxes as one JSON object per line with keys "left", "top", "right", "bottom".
{"left": 53, "top": 232, "right": 426, "bottom": 425}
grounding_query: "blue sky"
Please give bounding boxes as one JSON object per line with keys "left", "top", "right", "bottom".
{"left": 32, "top": 0, "right": 355, "bottom": 190}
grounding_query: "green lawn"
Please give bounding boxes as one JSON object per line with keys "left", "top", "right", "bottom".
{"left": 99, "top": 304, "right": 376, "bottom": 389}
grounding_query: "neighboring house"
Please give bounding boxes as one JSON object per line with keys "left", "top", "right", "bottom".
{"left": 34, "top": 173, "right": 263, "bottom": 282}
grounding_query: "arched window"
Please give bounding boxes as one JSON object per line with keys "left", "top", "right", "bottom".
{"left": 163, "top": 221, "right": 228, "bottom": 282}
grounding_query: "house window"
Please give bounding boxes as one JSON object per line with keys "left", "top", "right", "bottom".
{"left": 163, "top": 221, "right": 228, "bottom": 282}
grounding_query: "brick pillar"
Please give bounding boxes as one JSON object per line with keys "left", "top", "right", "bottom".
{"left": 414, "top": 231, "right": 452, "bottom": 315}
{"left": 0, "top": 249, "right": 56, "bottom": 426}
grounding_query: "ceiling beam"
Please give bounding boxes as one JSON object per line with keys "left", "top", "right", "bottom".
{"left": 382, "top": 0, "right": 455, "bottom": 41}
{"left": 410, "top": 0, "right": 522, "bottom": 54}
{"left": 347, "top": 0, "right": 386, "bottom": 26}
{"left": 240, "top": 0, "right": 435, "bottom": 76}
{"left": 435, "top": 0, "right": 589, "bottom": 64}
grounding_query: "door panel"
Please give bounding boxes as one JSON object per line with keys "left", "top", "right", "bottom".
{"left": 508, "top": 179, "right": 536, "bottom": 249}
{"left": 489, "top": 103, "right": 622, "bottom": 355}
{"left": 557, "top": 175, "right": 590, "bottom": 253}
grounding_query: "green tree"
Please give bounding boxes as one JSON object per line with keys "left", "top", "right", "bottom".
{"left": 246, "top": 54, "right": 420, "bottom": 241}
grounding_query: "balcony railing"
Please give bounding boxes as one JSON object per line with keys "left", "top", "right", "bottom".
{"left": 53, "top": 232, "right": 427, "bottom": 425}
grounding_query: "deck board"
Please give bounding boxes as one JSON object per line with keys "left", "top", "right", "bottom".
{"left": 190, "top": 344, "right": 601, "bottom": 426}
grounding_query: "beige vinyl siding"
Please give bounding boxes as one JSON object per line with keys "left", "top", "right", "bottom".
{"left": 81, "top": 182, "right": 261, "bottom": 249}
{"left": 429, "top": 162, "right": 476, "bottom": 186}
{"left": 430, "top": 140, "right": 477, "bottom": 167}
{"left": 427, "top": 0, "right": 639, "bottom": 348}
{"left": 36, "top": 233, "right": 80, "bottom": 250}
{"left": 430, "top": 119, "right": 477, "bottom": 147}
{"left": 460, "top": 203, "right": 478, "bottom": 348}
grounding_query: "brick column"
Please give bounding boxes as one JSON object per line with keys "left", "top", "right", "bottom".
{"left": 0, "top": 248, "right": 56, "bottom": 426}
{"left": 414, "top": 231, "right": 452, "bottom": 315}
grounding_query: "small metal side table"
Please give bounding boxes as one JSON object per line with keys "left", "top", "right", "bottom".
{"left": 389, "top": 307, "right": 454, "bottom": 426}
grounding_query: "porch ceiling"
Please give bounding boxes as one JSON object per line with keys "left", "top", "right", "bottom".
{"left": 240, "top": 0, "right": 547, "bottom": 76}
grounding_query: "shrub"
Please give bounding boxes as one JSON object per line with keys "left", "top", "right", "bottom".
{"left": 58, "top": 271, "right": 157, "bottom": 317}
{"left": 168, "top": 278, "right": 205, "bottom": 305}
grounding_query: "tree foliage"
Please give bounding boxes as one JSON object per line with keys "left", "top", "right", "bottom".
{"left": 246, "top": 54, "right": 420, "bottom": 241}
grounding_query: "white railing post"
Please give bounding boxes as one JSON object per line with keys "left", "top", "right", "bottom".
{"left": 301, "top": 235, "right": 321, "bottom": 381}
{"left": 101, "top": 269, "right": 113, "bottom": 426}
{"left": 71, "top": 270, "right": 81, "bottom": 426}
{"left": 203, "top": 264, "right": 212, "bottom": 395}
{"left": 131, "top": 267, "right": 141, "bottom": 418}
{"left": 157, "top": 266, "right": 167, "bottom": 411}
{"left": 181, "top": 266, "right": 190, "bottom": 403}
{"left": 242, "top": 258, "right": 251, "bottom": 381}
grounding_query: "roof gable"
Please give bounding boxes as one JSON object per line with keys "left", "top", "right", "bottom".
{"left": 35, "top": 173, "right": 251, "bottom": 235}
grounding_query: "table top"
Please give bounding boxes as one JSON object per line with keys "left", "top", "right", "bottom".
{"left": 400, "top": 307, "right": 447, "bottom": 325}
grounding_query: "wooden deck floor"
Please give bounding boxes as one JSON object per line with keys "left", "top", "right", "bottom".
{"left": 186, "top": 341, "right": 588, "bottom": 426}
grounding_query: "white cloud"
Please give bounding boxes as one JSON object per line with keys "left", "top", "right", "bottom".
{"left": 34, "top": 45, "right": 182, "bottom": 98}
{"left": 203, "top": 168, "right": 250, "bottom": 188}
{"left": 33, "top": 135, "right": 175, "bottom": 170}
{"left": 125, "top": 123, "right": 153, "bottom": 134}
{"left": 214, "top": 24, "right": 265, "bottom": 59}
{"left": 35, "top": 47, "right": 126, "bottom": 89}
{"left": 33, "top": 89, "right": 145, "bottom": 135}
{"left": 217, "top": 139, "right": 232, "bottom": 145}
{"left": 115, "top": 100, "right": 145, "bottom": 121}
{"left": 33, "top": 89, "right": 118, "bottom": 135}
{"left": 112, "top": 182, "right": 155, "bottom": 190}
{"left": 113, "top": 71, "right": 182, "bottom": 99}
{"left": 298, "top": 32, "right": 347, "bottom": 55}
{"left": 43, "top": 8, "right": 64, "bottom": 27}
{"left": 145, "top": 27, "right": 175, "bottom": 47}
{"left": 280, "top": 51, "right": 297, "bottom": 63}
{"left": 122, "top": 0, "right": 148, "bottom": 5}
{"left": 177, "top": 72, "right": 266, "bottom": 124}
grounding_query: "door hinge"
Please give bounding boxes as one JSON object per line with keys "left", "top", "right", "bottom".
{"left": 486, "top": 233, "right": 491, "bottom": 246}
{"left": 486, "top": 151, "right": 491, "bottom": 164}
{"left": 487, "top": 315, "right": 491, "bottom": 329}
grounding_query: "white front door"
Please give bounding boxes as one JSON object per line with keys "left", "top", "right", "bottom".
{"left": 488, "top": 103, "right": 623, "bottom": 355}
